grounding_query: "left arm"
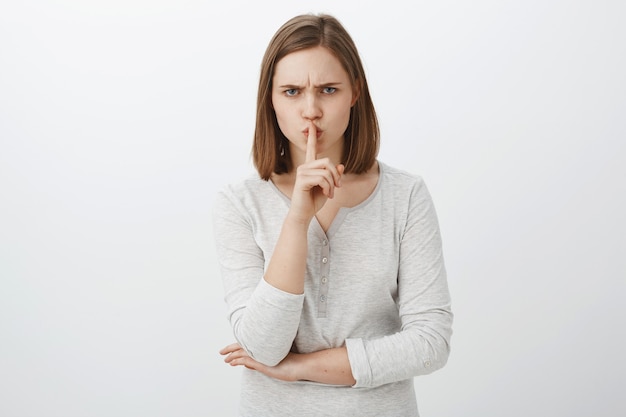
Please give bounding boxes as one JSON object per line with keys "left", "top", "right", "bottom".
{"left": 220, "top": 343, "right": 355, "bottom": 386}
{"left": 345, "top": 178, "right": 453, "bottom": 387}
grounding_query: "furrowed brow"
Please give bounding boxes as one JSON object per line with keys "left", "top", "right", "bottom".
{"left": 277, "top": 84, "right": 302, "bottom": 89}
{"left": 314, "top": 82, "right": 342, "bottom": 88}
{"left": 277, "top": 81, "right": 343, "bottom": 89}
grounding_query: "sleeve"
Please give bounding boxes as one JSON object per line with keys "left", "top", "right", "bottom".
{"left": 345, "top": 179, "right": 453, "bottom": 388}
{"left": 213, "top": 188, "right": 304, "bottom": 366}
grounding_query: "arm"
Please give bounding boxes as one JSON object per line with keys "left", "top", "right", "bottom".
{"left": 214, "top": 125, "right": 344, "bottom": 366}
{"left": 213, "top": 190, "right": 305, "bottom": 366}
{"left": 345, "top": 179, "right": 453, "bottom": 388}
{"left": 263, "top": 124, "right": 342, "bottom": 295}
{"left": 221, "top": 343, "right": 356, "bottom": 386}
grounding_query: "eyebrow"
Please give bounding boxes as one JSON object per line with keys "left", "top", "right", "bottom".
{"left": 277, "top": 82, "right": 343, "bottom": 89}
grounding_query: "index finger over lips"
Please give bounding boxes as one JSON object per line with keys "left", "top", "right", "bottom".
{"left": 305, "top": 123, "right": 317, "bottom": 164}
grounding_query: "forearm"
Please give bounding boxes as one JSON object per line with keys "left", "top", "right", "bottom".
{"left": 222, "top": 343, "right": 355, "bottom": 386}
{"left": 263, "top": 212, "right": 311, "bottom": 294}
{"left": 346, "top": 313, "right": 453, "bottom": 388}
{"left": 295, "top": 346, "right": 355, "bottom": 386}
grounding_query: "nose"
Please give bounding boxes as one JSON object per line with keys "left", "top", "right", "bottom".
{"left": 302, "top": 93, "right": 322, "bottom": 120}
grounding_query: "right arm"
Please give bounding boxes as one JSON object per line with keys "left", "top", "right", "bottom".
{"left": 213, "top": 190, "right": 305, "bottom": 366}
{"left": 214, "top": 125, "right": 342, "bottom": 366}
{"left": 263, "top": 125, "right": 342, "bottom": 295}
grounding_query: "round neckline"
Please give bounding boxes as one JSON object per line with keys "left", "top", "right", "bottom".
{"left": 267, "top": 161, "right": 384, "bottom": 216}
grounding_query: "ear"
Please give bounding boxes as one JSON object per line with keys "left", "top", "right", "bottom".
{"left": 351, "top": 79, "right": 361, "bottom": 107}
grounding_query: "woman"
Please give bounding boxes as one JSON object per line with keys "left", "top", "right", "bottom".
{"left": 214, "top": 13, "right": 452, "bottom": 417}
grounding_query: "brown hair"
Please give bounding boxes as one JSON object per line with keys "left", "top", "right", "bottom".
{"left": 252, "top": 14, "right": 380, "bottom": 180}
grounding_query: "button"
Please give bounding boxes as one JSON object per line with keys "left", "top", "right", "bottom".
{"left": 322, "top": 257, "right": 328, "bottom": 264}
{"left": 322, "top": 239, "right": 328, "bottom": 246}
{"left": 320, "top": 295, "right": 326, "bottom": 302}
{"left": 424, "top": 360, "right": 431, "bottom": 368}
{"left": 321, "top": 277, "right": 327, "bottom": 284}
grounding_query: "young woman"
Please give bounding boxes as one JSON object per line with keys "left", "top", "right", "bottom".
{"left": 214, "top": 13, "right": 453, "bottom": 417}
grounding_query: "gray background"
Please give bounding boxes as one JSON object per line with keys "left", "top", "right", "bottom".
{"left": 1, "top": 0, "right": 624, "bottom": 416}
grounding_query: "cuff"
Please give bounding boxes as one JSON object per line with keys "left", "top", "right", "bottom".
{"left": 345, "top": 338, "right": 372, "bottom": 388}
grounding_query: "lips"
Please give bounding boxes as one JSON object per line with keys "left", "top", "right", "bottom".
{"left": 303, "top": 128, "right": 323, "bottom": 138}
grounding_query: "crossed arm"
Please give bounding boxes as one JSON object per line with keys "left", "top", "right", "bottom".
{"left": 220, "top": 343, "right": 355, "bottom": 386}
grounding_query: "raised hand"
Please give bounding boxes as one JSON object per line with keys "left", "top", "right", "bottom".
{"left": 261, "top": 122, "right": 345, "bottom": 295}
{"left": 289, "top": 122, "right": 344, "bottom": 223}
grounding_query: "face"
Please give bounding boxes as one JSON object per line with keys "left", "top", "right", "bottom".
{"left": 271, "top": 46, "right": 357, "bottom": 165}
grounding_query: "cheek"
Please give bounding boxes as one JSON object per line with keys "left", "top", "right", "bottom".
{"left": 272, "top": 102, "right": 297, "bottom": 140}
{"left": 273, "top": 111, "right": 292, "bottom": 137}
{"left": 337, "top": 102, "right": 353, "bottom": 129}
{"left": 272, "top": 101, "right": 292, "bottom": 125}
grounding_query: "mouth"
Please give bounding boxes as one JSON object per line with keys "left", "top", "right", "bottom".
{"left": 303, "top": 128, "right": 323, "bottom": 139}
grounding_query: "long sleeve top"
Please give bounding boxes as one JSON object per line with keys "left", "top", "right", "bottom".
{"left": 213, "top": 162, "right": 453, "bottom": 417}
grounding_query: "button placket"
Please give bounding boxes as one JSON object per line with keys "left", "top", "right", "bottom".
{"left": 318, "top": 238, "right": 330, "bottom": 317}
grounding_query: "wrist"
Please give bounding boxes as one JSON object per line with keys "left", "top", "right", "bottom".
{"left": 284, "top": 210, "right": 313, "bottom": 229}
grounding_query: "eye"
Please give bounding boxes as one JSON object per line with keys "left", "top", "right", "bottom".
{"left": 322, "top": 87, "right": 337, "bottom": 94}
{"left": 284, "top": 88, "right": 298, "bottom": 97}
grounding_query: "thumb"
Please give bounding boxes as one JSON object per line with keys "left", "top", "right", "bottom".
{"left": 337, "top": 164, "right": 345, "bottom": 186}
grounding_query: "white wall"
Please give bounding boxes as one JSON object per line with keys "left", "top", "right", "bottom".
{"left": 1, "top": 1, "right": 624, "bottom": 416}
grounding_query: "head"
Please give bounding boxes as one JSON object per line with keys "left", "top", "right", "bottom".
{"left": 253, "top": 14, "right": 380, "bottom": 180}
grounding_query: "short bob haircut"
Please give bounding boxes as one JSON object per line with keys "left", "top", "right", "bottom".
{"left": 252, "top": 14, "right": 380, "bottom": 180}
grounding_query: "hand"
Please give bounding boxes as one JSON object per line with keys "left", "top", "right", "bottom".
{"left": 220, "top": 343, "right": 301, "bottom": 382}
{"left": 289, "top": 122, "right": 344, "bottom": 223}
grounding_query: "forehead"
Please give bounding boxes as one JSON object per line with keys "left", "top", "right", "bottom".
{"left": 273, "top": 46, "right": 349, "bottom": 83}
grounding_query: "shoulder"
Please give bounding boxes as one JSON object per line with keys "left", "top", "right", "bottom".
{"left": 378, "top": 161, "right": 427, "bottom": 195}
{"left": 214, "top": 174, "right": 267, "bottom": 210}
{"left": 218, "top": 174, "right": 268, "bottom": 199}
{"left": 214, "top": 174, "right": 285, "bottom": 219}
{"left": 377, "top": 163, "right": 441, "bottom": 235}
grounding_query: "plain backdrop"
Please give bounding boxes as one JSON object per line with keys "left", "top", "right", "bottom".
{"left": 1, "top": 1, "right": 625, "bottom": 416}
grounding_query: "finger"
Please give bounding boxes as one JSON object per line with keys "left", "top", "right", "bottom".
{"left": 336, "top": 164, "right": 344, "bottom": 187}
{"left": 219, "top": 342, "right": 241, "bottom": 355}
{"left": 305, "top": 123, "right": 317, "bottom": 164}
{"left": 315, "top": 158, "right": 342, "bottom": 189}
{"left": 299, "top": 168, "right": 334, "bottom": 198}
{"left": 318, "top": 159, "right": 342, "bottom": 189}
{"left": 224, "top": 349, "right": 249, "bottom": 363}
{"left": 230, "top": 356, "right": 260, "bottom": 371}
